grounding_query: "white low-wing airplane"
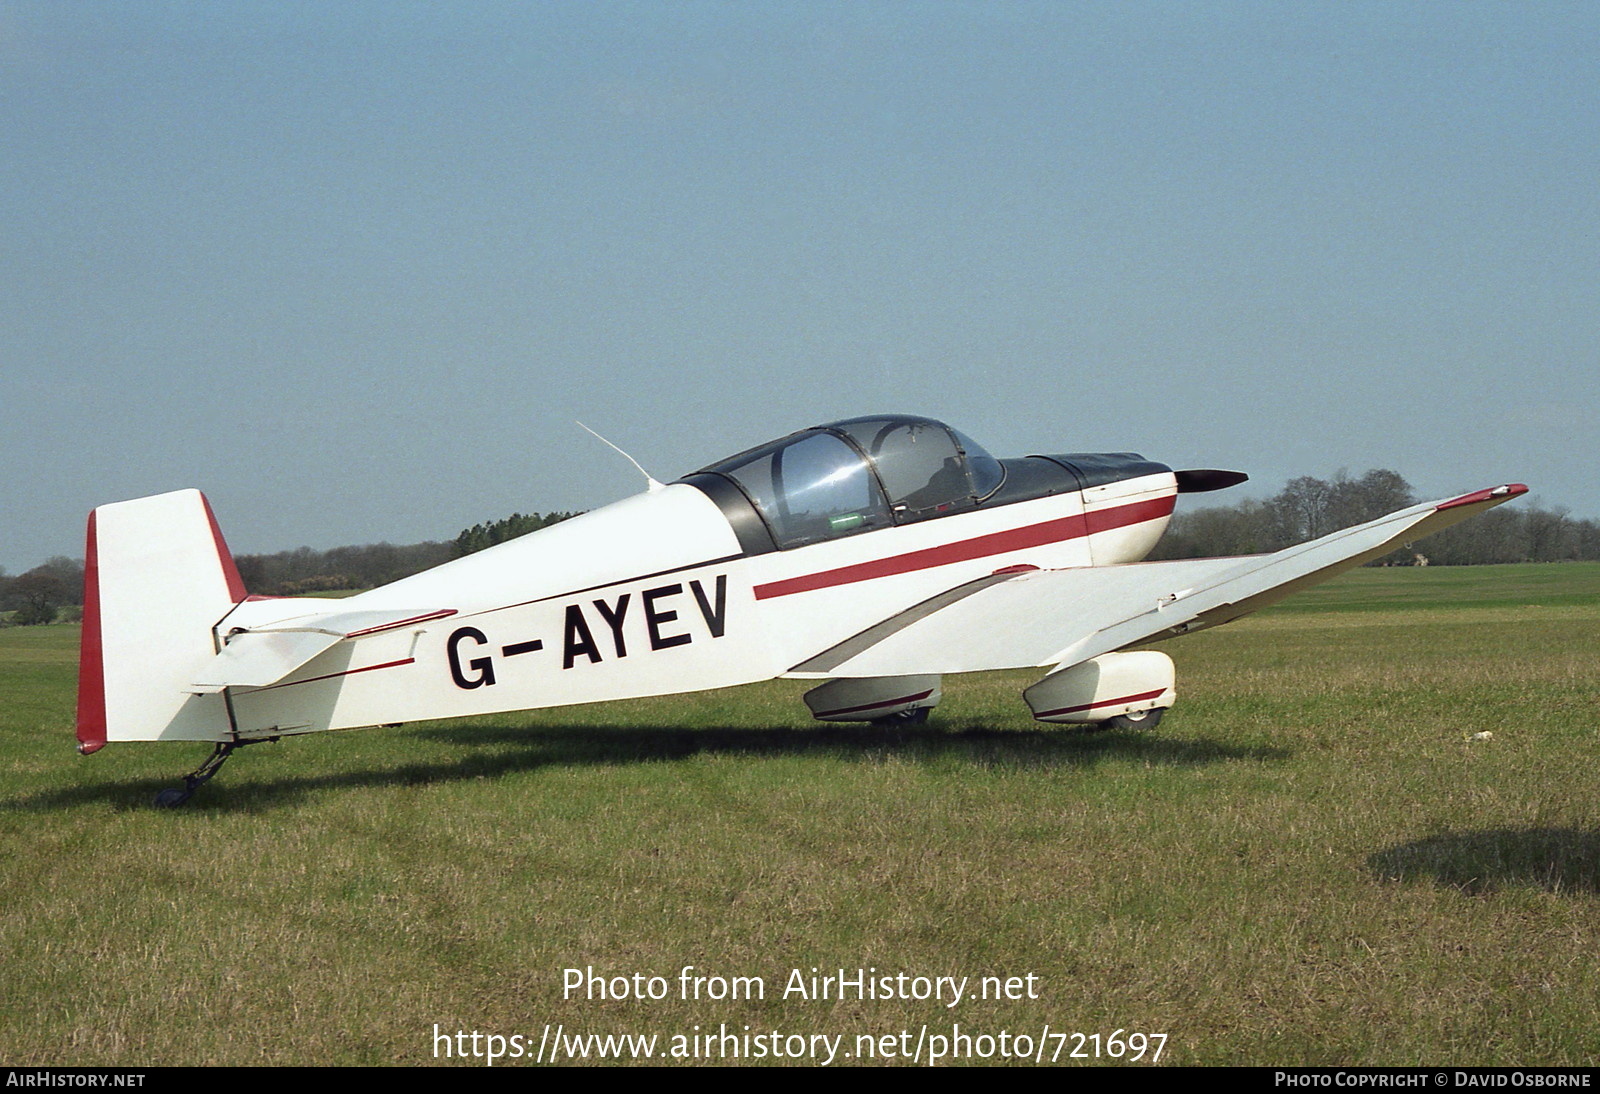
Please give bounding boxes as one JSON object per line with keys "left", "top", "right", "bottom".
{"left": 75, "top": 415, "right": 1526, "bottom": 804}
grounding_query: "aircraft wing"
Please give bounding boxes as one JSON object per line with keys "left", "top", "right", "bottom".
{"left": 791, "top": 484, "right": 1526, "bottom": 678}
{"left": 186, "top": 607, "right": 457, "bottom": 693}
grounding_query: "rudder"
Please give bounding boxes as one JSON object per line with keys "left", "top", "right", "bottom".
{"left": 77, "top": 489, "right": 244, "bottom": 752}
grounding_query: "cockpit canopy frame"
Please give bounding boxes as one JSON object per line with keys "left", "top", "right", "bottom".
{"left": 682, "top": 415, "right": 1005, "bottom": 553}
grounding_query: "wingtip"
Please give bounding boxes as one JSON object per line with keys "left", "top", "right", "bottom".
{"left": 1435, "top": 483, "right": 1529, "bottom": 512}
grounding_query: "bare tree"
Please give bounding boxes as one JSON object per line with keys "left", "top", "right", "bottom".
{"left": 6, "top": 569, "right": 68, "bottom": 624}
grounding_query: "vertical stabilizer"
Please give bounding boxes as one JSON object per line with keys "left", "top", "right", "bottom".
{"left": 77, "top": 490, "right": 243, "bottom": 752}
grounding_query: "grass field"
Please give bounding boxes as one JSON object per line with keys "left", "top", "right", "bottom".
{"left": 2, "top": 562, "right": 1598, "bottom": 1066}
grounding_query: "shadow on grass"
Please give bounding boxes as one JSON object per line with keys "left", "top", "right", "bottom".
{"left": 8, "top": 720, "right": 1290, "bottom": 813}
{"left": 1368, "top": 828, "right": 1600, "bottom": 895}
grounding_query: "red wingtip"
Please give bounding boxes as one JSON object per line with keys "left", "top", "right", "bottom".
{"left": 1436, "top": 483, "right": 1529, "bottom": 512}
{"left": 75, "top": 509, "right": 107, "bottom": 755}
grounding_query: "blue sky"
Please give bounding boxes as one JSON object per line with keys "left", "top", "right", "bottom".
{"left": 3, "top": 1, "right": 1595, "bottom": 570}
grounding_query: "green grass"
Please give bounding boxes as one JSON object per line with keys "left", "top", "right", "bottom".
{"left": 2, "top": 564, "right": 1598, "bottom": 1066}
{"left": 1267, "top": 560, "right": 1600, "bottom": 614}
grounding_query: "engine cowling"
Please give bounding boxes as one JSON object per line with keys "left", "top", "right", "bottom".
{"left": 1023, "top": 651, "right": 1175, "bottom": 724}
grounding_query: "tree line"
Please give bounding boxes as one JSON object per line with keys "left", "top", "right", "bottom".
{"left": 0, "top": 511, "right": 578, "bottom": 624}
{"left": 1148, "top": 469, "right": 1600, "bottom": 565}
{"left": 0, "top": 556, "right": 85, "bottom": 625}
{"left": 452, "top": 511, "right": 579, "bottom": 557}
{"left": 231, "top": 511, "right": 577, "bottom": 595}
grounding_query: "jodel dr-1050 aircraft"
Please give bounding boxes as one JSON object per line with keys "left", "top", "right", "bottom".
{"left": 75, "top": 415, "right": 1525, "bottom": 805}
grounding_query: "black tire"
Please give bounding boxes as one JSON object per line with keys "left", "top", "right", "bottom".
{"left": 870, "top": 706, "right": 932, "bottom": 728}
{"left": 1100, "top": 707, "right": 1165, "bottom": 731}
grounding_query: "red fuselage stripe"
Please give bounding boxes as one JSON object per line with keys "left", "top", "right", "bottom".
{"left": 76, "top": 511, "right": 107, "bottom": 753}
{"left": 753, "top": 495, "right": 1174, "bottom": 600}
{"left": 1034, "top": 687, "right": 1168, "bottom": 719}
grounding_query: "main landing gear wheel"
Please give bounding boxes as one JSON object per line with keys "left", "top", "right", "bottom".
{"left": 870, "top": 707, "right": 932, "bottom": 728}
{"left": 1100, "top": 708, "right": 1165, "bottom": 731}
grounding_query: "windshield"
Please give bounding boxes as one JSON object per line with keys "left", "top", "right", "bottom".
{"left": 707, "top": 430, "right": 892, "bottom": 548}
{"left": 830, "top": 417, "right": 974, "bottom": 520}
{"left": 693, "top": 415, "right": 1005, "bottom": 549}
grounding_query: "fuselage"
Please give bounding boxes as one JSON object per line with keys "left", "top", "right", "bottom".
{"left": 216, "top": 419, "right": 1180, "bottom": 740}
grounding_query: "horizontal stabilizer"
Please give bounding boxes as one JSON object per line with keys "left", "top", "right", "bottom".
{"left": 792, "top": 484, "right": 1526, "bottom": 679}
{"left": 187, "top": 607, "right": 456, "bottom": 693}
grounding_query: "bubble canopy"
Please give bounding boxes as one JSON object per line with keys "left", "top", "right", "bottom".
{"left": 684, "top": 416, "right": 1005, "bottom": 551}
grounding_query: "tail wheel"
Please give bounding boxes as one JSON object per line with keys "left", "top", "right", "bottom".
{"left": 1100, "top": 707, "right": 1165, "bottom": 731}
